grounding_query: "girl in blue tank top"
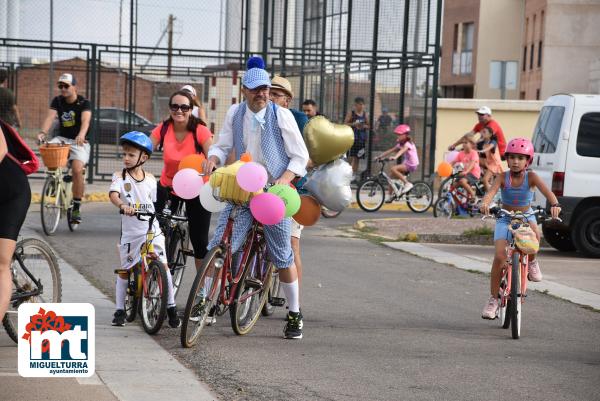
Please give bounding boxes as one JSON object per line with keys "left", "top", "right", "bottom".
{"left": 478, "top": 138, "right": 561, "bottom": 320}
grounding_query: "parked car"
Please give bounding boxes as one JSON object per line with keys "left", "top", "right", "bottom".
{"left": 96, "top": 108, "right": 155, "bottom": 144}
{"left": 530, "top": 94, "right": 600, "bottom": 258}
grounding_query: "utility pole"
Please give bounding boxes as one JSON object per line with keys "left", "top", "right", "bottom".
{"left": 167, "top": 14, "right": 174, "bottom": 76}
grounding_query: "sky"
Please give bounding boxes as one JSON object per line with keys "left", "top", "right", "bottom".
{"left": 11, "top": 0, "right": 224, "bottom": 58}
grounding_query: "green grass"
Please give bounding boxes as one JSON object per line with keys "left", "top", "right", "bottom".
{"left": 462, "top": 225, "right": 494, "bottom": 237}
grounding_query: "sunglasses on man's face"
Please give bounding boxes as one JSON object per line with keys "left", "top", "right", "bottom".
{"left": 58, "top": 83, "right": 70, "bottom": 90}
{"left": 169, "top": 103, "right": 192, "bottom": 112}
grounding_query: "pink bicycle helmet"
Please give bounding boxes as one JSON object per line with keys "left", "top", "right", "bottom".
{"left": 505, "top": 138, "right": 535, "bottom": 166}
{"left": 394, "top": 124, "right": 411, "bottom": 135}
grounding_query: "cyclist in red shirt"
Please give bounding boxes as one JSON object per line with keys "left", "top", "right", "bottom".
{"left": 448, "top": 106, "right": 507, "bottom": 160}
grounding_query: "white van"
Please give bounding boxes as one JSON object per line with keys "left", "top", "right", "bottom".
{"left": 530, "top": 94, "right": 600, "bottom": 258}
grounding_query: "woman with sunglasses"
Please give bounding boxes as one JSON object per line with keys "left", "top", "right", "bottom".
{"left": 150, "top": 90, "right": 213, "bottom": 272}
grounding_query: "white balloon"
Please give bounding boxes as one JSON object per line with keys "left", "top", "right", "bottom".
{"left": 303, "top": 159, "right": 353, "bottom": 212}
{"left": 199, "top": 182, "right": 226, "bottom": 213}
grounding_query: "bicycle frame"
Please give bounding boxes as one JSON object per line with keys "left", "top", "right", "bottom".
{"left": 371, "top": 160, "right": 408, "bottom": 198}
{"left": 44, "top": 167, "right": 72, "bottom": 213}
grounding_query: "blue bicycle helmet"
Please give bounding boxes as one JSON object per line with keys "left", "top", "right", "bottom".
{"left": 120, "top": 131, "right": 153, "bottom": 155}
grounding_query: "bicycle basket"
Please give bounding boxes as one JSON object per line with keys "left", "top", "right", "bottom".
{"left": 210, "top": 170, "right": 256, "bottom": 206}
{"left": 510, "top": 223, "right": 539, "bottom": 255}
{"left": 39, "top": 143, "right": 70, "bottom": 170}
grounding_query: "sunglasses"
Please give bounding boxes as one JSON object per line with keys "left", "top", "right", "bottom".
{"left": 169, "top": 103, "right": 192, "bottom": 112}
{"left": 58, "top": 83, "right": 70, "bottom": 89}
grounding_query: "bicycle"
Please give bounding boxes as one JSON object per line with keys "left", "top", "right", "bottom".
{"left": 39, "top": 143, "right": 85, "bottom": 235}
{"left": 356, "top": 159, "right": 433, "bottom": 213}
{"left": 2, "top": 238, "right": 62, "bottom": 343}
{"left": 434, "top": 164, "right": 486, "bottom": 219}
{"left": 114, "top": 210, "right": 169, "bottom": 335}
{"left": 483, "top": 206, "right": 557, "bottom": 339}
{"left": 181, "top": 172, "right": 277, "bottom": 348}
{"left": 157, "top": 198, "right": 192, "bottom": 299}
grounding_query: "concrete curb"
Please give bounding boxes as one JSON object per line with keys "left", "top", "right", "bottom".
{"left": 19, "top": 227, "right": 217, "bottom": 401}
{"left": 382, "top": 241, "right": 600, "bottom": 311}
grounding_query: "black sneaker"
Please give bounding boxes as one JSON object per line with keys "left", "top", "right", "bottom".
{"left": 283, "top": 312, "right": 303, "bottom": 339}
{"left": 167, "top": 306, "right": 181, "bottom": 328}
{"left": 112, "top": 309, "right": 126, "bottom": 326}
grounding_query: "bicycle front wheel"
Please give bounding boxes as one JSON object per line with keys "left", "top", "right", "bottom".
{"left": 510, "top": 251, "right": 522, "bottom": 339}
{"left": 41, "top": 176, "right": 62, "bottom": 236}
{"left": 67, "top": 206, "right": 79, "bottom": 232}
{"left": 438, "top": 176, "right": 453, "bottom": 200}
{"left": 406, "top": 181, "right": 433, "bottom": 213}
{"left": 180, "top": 247, "right": 223, "bottom": 348}
{"left": 140, "top": 260, "right": 168, "bottom": 335}
{"left": 2, "top": 238, "right": 62, "bottom": 343}
{"left": 433, "top": 197, "right": 453, "bottom": 219}
{"left": 230, "top": 251, "right": 273, "bottom": 335}
{"left": 356, "top": 179, "right": 385, "bottom": 212}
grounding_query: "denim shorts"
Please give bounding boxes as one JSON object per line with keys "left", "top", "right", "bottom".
{"left": 493, "top": 209, "right": 537, "bottom": 241}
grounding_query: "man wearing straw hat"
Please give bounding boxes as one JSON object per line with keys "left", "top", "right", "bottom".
{"left": 204, "top": 57, "right": 309, "bottom": 339}
{"left": 38, "top": 73, "right": 91, "bottom": 224}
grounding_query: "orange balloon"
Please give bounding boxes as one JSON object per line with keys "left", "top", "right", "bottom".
{"left": 240, "top": 152, "right": 252, "bottom": 162}
{"left": 178, "top": 154, "right": 205, "bottom": 174}
{"left": 292, "top": 195, "right": 321, "bottom": 226}
{"left": 437, "top": 161, "right": 453, "bottom": 178}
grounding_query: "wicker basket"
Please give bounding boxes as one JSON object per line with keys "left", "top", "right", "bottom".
{"left": 210, "top": 171, "right": 255, "bottom": 206}
{"left": 39, "top": 143, "right": 70, "bottom": 169}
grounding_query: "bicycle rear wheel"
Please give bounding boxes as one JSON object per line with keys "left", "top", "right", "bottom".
{"left": 180, "top": 247, "right": 223, "bottom": 348}
{"left": 261, "top": 269, "right": 281, "bottom": 316}
{"left": 140, "top": 260, "right": 168, "bottom": 335}
{"left": 2, "top": 238, "right": 62, "bottom": 343}
{"left": 433, "top": 197, "right": 453, "bottom": 218}
{"left": 41, "top": 176, "right": 62, "bottom": 236}
{"left": 125, "top": 267, "right": 140, "bottom": 322}
{"left": 167, "top": 228, "right": 187, "bottom": 299}
{"left": 510, "top": 252, "right": 522, "bottom": 339}
{"left": 230, "top": 250, "right": 273, "bottom": 335}
{"left": 406, "top": 181, "right": 433, "bottom": 213}
{"left": 356, "top": 179, "right": 385, "bottom": 212}
{"left": 438, "top": 177, "right": 453, "bottom": 200}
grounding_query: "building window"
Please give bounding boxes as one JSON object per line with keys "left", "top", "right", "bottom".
{"left": 452, "top": 22, "right": 473, "bottom": 75}
{"left": 576, "top": 113, "right": 600, "bottom": 158}
{"left": 538, "top": 41, "right": 542, "bottom": 68}
{"left": 520, "top": 91, "right": 526, "bottom": 100}
{"left": 536, "top": 89, "right": 540, "bottom": 100}
{"left": 453, "top": 24, "right": 459, "bottom": 51}
{"left": 530, "top": 43, "right": 534, "bottom": 70}
{"left": 522, "top": 46, "right": 527, "bottom": 71}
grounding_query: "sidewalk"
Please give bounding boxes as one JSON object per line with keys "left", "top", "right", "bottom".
{"left": 0, "top": 227, "right": 217, "bottom": 401}
{"left": 354, "top": 217, "right": 600, "bottom": 311}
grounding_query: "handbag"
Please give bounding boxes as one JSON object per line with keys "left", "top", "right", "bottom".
{"left": 510, "top": 223, "right": 539, "bottom": 255}
{"left": 1, "top": 119, "right": 40, "bottom": 175}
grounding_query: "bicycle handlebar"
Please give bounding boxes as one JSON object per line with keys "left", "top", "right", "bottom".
{"left": 482, "top": 205, "right": 562, "bottom": 223}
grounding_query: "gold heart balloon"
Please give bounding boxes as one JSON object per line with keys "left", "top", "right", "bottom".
{"left": 303, "top": 116, "right": 354, "bottom": 165}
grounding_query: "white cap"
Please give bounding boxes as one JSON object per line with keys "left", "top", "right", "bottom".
{"left": 58, "top": 73, "right": 76, "bottom": 85}
{"left": 181, "top": 85, "right": 197, "bottom": 97}
{"left": 476, "top": 106, "right": 492, "bottom": 115}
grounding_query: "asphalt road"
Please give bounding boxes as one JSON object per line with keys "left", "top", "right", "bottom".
{"left": 23, "top": 203, "right": 600, "bottom": 401}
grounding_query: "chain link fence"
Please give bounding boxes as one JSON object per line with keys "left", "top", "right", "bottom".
{"left": 1, "top": 0, "right": 441, "bottom": 182}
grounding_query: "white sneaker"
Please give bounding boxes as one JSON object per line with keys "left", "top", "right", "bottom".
{"left": 481, "top": 296, "right": 498, "bottom": 319}
{"left": 401, "top": 182, "right": 414, "bottom": 194}
{"left": 528, "top": 259, "right": 543, "bottom": 282}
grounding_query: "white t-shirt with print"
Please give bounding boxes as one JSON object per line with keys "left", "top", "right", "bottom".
{"left": 109, "top": 171, "right": 161, "bottom": 245}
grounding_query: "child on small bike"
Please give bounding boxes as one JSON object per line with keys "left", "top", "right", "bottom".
{"left": 108, "top": 131, "right": 180, "bottom": 328}
{"left": 451, "top": 134, "right": 481, "bottom": 204}
{"left": 479, "top": 126, "right": 503, "bottom": 191}
{"left": 375, "top": 124, "right": 419, "bottom": 196}
{"left": 479, "top": 138, "right": 561, "bottom": 319}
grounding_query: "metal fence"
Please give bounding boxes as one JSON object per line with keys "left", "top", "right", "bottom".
{"left": 0, "top": 0, "right": 441, "bottom": 183}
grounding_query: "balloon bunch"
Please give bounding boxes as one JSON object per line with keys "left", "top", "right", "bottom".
{"left": 172, "top": 154, "right": 206, "bottom": 200}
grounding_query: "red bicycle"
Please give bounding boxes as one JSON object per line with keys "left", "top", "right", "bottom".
{"left": 180, "top": 174, "right": 277, "bottom": 348}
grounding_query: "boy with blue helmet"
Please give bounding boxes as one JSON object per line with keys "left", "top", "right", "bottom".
{"left": 108, "top": 131, "right": 180, "bottom": 328}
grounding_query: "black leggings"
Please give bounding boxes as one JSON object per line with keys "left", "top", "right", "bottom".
{"left": 155, "top": 183, "right": 212, "bottom": 259}
{"left": 0, "top": 158, "right": 31, "bottom": 241}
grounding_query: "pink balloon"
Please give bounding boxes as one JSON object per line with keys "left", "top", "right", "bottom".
{"left": 445, "top": 150, "right": 459, "bottom": 163}
{"left": 173, "top": 168, "right": 203, "bottom": 199}
{"left": 250, "top": 193, "right": 285, "bottom": 225}
{"left": 236, "top": 162, "right": 268, "bottom": 192}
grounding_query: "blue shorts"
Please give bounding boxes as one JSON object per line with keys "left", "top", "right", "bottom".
{"left": 493, "top": 209, "right": 537, "bottom": 241}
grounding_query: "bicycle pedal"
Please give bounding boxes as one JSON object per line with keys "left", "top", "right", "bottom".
{"left": 270, "top": 297, "right": 286, "bottom": 307}
{"left": 114, "top": 269, "right": 128, "bottom": 274}
{"left": 245, "top": 277, "right": 263, "bottom": 289}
